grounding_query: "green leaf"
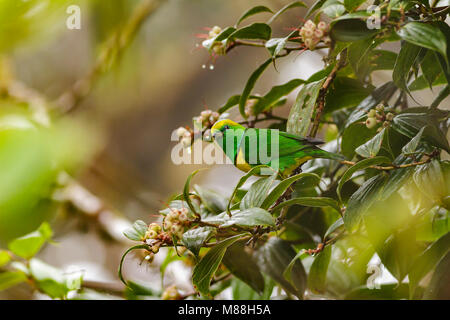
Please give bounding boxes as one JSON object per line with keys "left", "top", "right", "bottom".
{"left": 409, "top": 232, "right": 450, "bottom": 298}
{"left": 287, "top": 78, "right": 326, "bottom": 136}
{"left": 272, "top": 197, "right": 341, "bottom": 215}
{"left": 7, "top": 222, "right": 53, "bottom": 259}
{"left": 0, "top": 250, "right": 11, "bottom": 267}
{"left": 413, "top": 160, "right": 447, "bottom": 203}
{"left": 29, "top": 258, "right": 82, "bottom": 299}
{"left": 431, "top": 84, "right": 450, "bottom": 108}
{"left": 409, "top": 73, "right": 447, "bottom": 91}
{"left": 267, "top": 1, "right": 306, "bottom": 24}
{"left": 240, "top": 172, "right": 277, "bottom": 210}
{"left": 0, "top": 271, "right": 27, "bottom": 291}
{"left": 208, "top": 208, "right": 276, "bottom": 228}
{"left": 222, "top": 241, "right": 265, "bottom": 294}
{"left": 258, "top": 237, "right": 307, "bottom": 298}
{"left": 337, "top": 156, "right": 391, "bottom": 202}
{"left": 214, "top": 27, "right": 237, "bottom": 42}
{"left": 324, "top": 218, "right": 344, "bottom": 240}
{"left": 344, "top": 174, "right": 387, "bottom": 231}
{"left": 183, "top": 169, "right": 201, "bottom": 216}
{"left": 343, "top": 0, "right": 365, "bottom": 11}
{"left": 322, "top": 0, "right": 346, "bottom": 18}
{"left": 397, "top": 22, "right": 447, "bottom": 60}
{"left": 402, "top": 126, "right": 425, "bottom": 155}
{"left": 254, "top": 79, "right": 304, "bottom": 115}
{"left": 325, "top": 77, "right": 373, "bottom": 113}
{"left": 392, "top": 107, "right": 450, "bottom": 152}
{"left": 345, "top": 81, "right": 397, "bottom": 128}
{"left": 355, "top": 128, "right": 386, "bottom": 158}
{"left": 344, "top": 283, "right": 413, "bottom": 300}
{"left": 230, "top": 23, "right": 272, "bottom": 41}
{"left": 182, "top": 227, "right": 215, "bottom": 257}
{"left": 308, "top": 245, "right": 332, "bottom": 294}
{"left": 393, "top": 42, "right": 422, "bottom": 91}
{"left": 261, "top": 172, "right": 320, "bottom": 210}
{"left": 227, "top": 165, "right": 271, "bottom": 216}
{"left": 194, "top": 185, "right": 228, "bottom": 214}
{"left": 239, "top": 58, "right": 272, "bottom": 118}
{"left": 123, "top": 220, "right": 147, "bottom": 242}
{"left": 421, "top": 50, "right": 443, "bottom": 89}
{"left": 192, "top": 234, "right": 243, "bottom": 296}
{"left": 265, "top": 37, "right": 289, "bottom": 58}
{"left": 218, "top": 94, "right": 261, "bottom": 114}
{"left": 341, "top": 122, "right": 378, "bottom": 159}
{"left": 330, "top": 19, "right": 377, "bottom": 42}
{"left": 236, "top": 6, "right": 273, "bottom": 26}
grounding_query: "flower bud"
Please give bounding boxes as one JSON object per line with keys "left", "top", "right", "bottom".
{"left": 305, "top": 20, "right": 316, "bottom": 30}
{"left": 151, "top": 243, "right": 160, "bottom": 254}
{"left": 368, "top": 109, "right": 376, "bottom": 118}
{"left": 382, "top": 121, "right": 390, "bottom": 128}
{"left": 176, "top": 127, "right": 187, "bottom": 137}
{"left": 366, "top": 117, "right": 377, "bottom": 129}
{"left": 317, "top": 21, "right": 328, "bottom": 32}
{"left": 211, "top": 26, "right": 222, "bottom": 35}
{"left": 304, "top": 29, "right": 314, "bottom": 38}
{"left": 386, "top": 112, "right": 394, "bottom": 121}
{"left": 375, "top": 104, "right": 384, "bottom": 112}
{"left": 181, "top": 136, "right": 192, "bottom": 148}
{"left": 149, "top": 223, "right": 162, "bottom": 233}
{"left": 145, "top": 229, "right": 158, "bottom": 240}
{"left": 314, "top": 29, "right": 324, "bottom": 39}
{"left": 163, "top": 219, "right": 173, "bottom": 230}
{"left": 171, "top": 223, "right": 183, "bottom": 235}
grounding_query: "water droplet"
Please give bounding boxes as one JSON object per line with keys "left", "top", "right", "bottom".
{"left": 201, "top": 64, "right": 206, "bottom": 69}
{"left": 209, "top": 64, "right": 214, "bottom": 70}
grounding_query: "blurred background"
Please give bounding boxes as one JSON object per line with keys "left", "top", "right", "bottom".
{"left": 0, "top": 0, "right": 447, "bottom": 299}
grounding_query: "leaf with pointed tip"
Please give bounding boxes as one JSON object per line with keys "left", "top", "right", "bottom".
{"left": 230, "top": 23, "right": 272, "bottom": 41}
{"left": 239, "top": 59, "right": 272, "bottom": 118}
{"left": 402, "top": 126, "right": 425, "bottom": 155}
{"left": 355, "top": 128, "right": 385, "bottom": 158}
{"left": 308, "top": 245, "right": 332, "bottom": 294}
{"left": 268, "top": 1, "right": 306, "bottom": 24}
{"left": 397, "top": 22, "right": 447, "bottom": 60}
{"left": 272, "top": 197, "right": 341, "bottom": 215}
{"left": 337, "top": 156, "right": 391, "bottom": 202}
{"left": 258, "top": 238, "right": 307, "bottom": 298}
{"left": 182, "top": 227, "right": 215, "bottom": 257}
{"left": 223, "top": 242, "right": 265, "bottom": 294}
{"left": 393, "top": 42, "right": 422, "bottom": 92}
{"left": 265, "top": 37, "right": 289, "bottom": 58}
{"left": 192, "top": 234, "right": 244, "bottom": 296}
{"left": 236, "top": 6, "right": 273, "bottom": 26}
{"left": 344, "top": 174, "right": 387, "bottom": 231}
{"left": 8, "top": 222, "right": 53, "bottom": 259}
{"left": 287, "top": 78, "right": 326, "bottom": 136}
{"left": 123, "top": 220, "right": 148, "bottom": 242}
{"left": 0, "top": 271, "right": 27, "bottom": 291}
{"left": 261, "top": 172, "right": 320, "bottom": 210}
{"left": 240, "top": 172, "right": 277, "bottom": 210}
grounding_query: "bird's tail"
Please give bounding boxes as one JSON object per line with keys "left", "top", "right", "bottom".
{"left": 313, "top": 148, "right": 345, "bottom": 161}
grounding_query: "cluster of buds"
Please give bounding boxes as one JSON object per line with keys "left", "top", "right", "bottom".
{"left": 175, "top": 126, "right": 193, "bottom": 148}
{"left": 202, "top": 26, "right": 225, "bottom": 55}
{"left": 163, "top": 207, "right": 191, "bottom": 239}
{"left": 193, "top": 109, "right": 220, "bottom": 129}
{"left": 299, "top": 20, "right": 330, "bottom": 50}
{"left": 365, "top": 104, "right": 395, "bottom": 131}
{"left": 142, "top": 223, "right": 171, "bottom": 263}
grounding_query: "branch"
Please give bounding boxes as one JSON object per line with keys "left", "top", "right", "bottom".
{"left": 309, "top": 50, "right": 347, "bottom": 138}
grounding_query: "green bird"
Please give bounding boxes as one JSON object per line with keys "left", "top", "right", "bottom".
{"left": 211, "top": 119, "right": 343, "bottom": 177}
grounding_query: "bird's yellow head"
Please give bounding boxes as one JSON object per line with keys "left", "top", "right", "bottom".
{"left": 211, "top": 119, "right": 245, "bottom": 139}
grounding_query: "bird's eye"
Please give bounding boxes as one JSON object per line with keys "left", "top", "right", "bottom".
{"left": 223, "top": 125, "right": 229, "bottom": 130}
